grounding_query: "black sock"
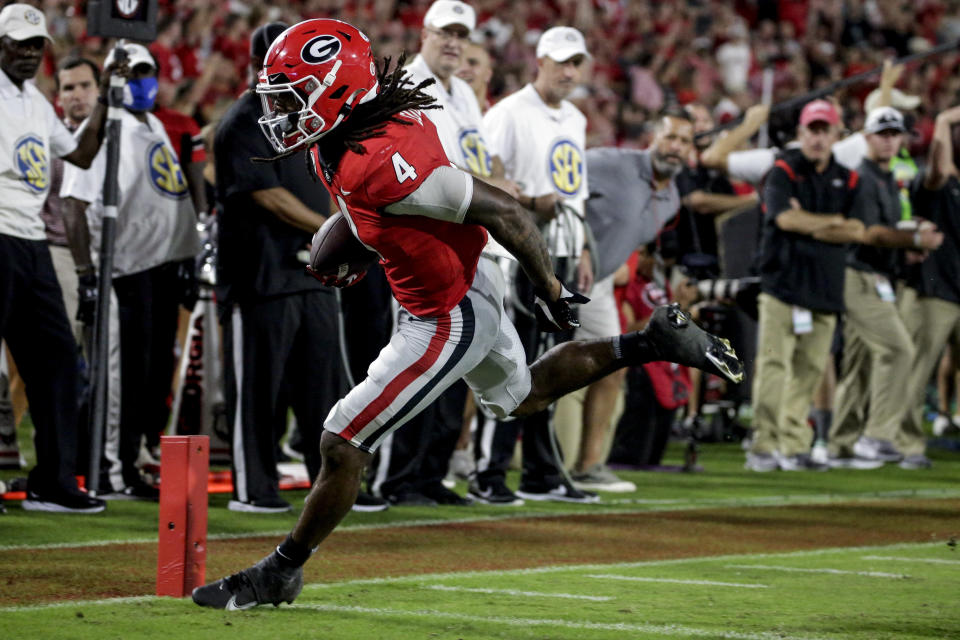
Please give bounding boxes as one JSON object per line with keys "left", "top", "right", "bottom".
{"left": 275, "top": 535, "right": 314, "bottom": 568}
{"left": 613, "top": 331, "right": 658, "bottom": 366}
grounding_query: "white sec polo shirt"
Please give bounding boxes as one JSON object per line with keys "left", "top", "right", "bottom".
{"left": 0, "top": 69, "right": 78, "bottom": 240}
{"left": 483, "top": 84, "right": 587, "bottom": 258}
{"left": 404, "top": 54, "right": 493, "bottom": 178}
{"left": 60, "top": 109, "right": 199, "bottom": 276}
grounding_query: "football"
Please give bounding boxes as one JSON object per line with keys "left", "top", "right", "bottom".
{"left": 309, "top": 212, "right": 378, "bottom": 279}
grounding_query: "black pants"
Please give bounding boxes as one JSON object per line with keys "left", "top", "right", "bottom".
{"left": 608, "top": 366, "right": 673, "bottom": 467}
{"left": 340, "top": 266, "right": 468, "bottom": 498}
{"left": 0, "top": 235, "right": 80, "bottom": 493}
{"left": 112, "top": 263, "right": 181, "bottom": 485}
{"left": 473, "top": 264, "right": 572, "bottom": 490}
{"left": 222, "top": 290, "right": 344, "bottom": 502}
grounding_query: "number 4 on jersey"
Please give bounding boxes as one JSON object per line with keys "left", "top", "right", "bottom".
{"left": 392, "top": 151, "right": 418, "bottom": 184}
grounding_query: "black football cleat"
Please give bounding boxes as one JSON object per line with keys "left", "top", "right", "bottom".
{"left": 192, "top": 552, "right": 303, "bottom": 610}
{"left": 642, "top": 303, "right": 744, "bottom": 384}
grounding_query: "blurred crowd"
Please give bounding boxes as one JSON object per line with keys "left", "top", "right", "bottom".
{"left": 26, "top": 0, "right": 960, "bottom": 152}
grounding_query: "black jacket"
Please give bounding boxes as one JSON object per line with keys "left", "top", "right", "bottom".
{"left": 758, "top": 147, "right": 862, "bottom": 313}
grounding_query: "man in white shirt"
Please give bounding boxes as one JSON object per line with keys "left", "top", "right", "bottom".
{"left": 470, "top": 26, "right": 595, "bottom": 505}
{"left": 61, "top": 44, "right": 200, "bottom": 500}
{"left": 0, "top": 4, "right": 110, "bottom": 513}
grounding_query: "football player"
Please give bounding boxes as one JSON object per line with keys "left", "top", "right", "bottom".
{"left": 192, "top": 19, "right": 742, "bottom": 610}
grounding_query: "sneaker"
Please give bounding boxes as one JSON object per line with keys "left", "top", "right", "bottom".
{"left": 102, "top": 479, "right": 160, "bottom": 501}
{"left": 385, "top": 491, "right": 437, "bottom": 507}
{"left": 516, "top": 482, "right": 600, "bottom": 504}
{"left": 467, "top": 480, "right": 525, "bottom": 506}
{"left": 932, "top": 413, "right": 960, "bottom": 437}
{"left": 853, "top": 436, "right": 903, "bottom": 462}
{"left": 899, "top": 454, "right": 932, "bottom": 470}
{"left": 228, "top": 497, "right": 292, "bottom": 513}
{"left": 640, "top": 303, "right": 744, "bottom": 384}
{"left": 351, "top": 491, "right": 389, "bottom": 512}
{"left": 744, "top": 452, "right": 779, "bottom": 472}
{"left": 192, "top": 552, "right": 303, "bottom": 610}
{"left": 778, "top": 453, "right": 829, "bottom": 471}
{"left": 826, "top": 455, "right": 884, "bottom": 470}
{"left": 570, "top": 464, "right": 637, "bottom": 493}
{"left": 22, "top": 488, "right": 106, "bottom": 513}
{"left": 421, "top": 483, "right": 473, "bottom": 506}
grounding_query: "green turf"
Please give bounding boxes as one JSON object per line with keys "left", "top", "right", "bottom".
{"left": 2, "top": 542, "right": 958, "bottom": 639}
{"left": 3, "top": 426, "right": 960, "bottom": 548}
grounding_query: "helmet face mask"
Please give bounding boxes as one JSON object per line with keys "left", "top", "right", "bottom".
{"left": 255, "top": 19, "right": 379, "bottom": 154}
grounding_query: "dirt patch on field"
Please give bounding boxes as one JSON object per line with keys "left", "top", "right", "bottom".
{"left": 3, "top": 499, "right": 957, "bottom": 605}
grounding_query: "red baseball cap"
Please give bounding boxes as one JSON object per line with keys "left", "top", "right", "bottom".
{"left": 799, "top": 100, "right": 840, "bottom": 127}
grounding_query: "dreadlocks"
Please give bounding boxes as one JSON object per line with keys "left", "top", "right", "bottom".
{"left": 320, "top": 52, "right": 440, "bottom": 159}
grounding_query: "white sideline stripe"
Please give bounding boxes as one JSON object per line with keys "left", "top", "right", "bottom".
{"left": 0, "top": 542, "right": 940, "bottom": 614}
{"left": 303, "top": 541, "right": 941, "bottom": 591}
{"left": 425, "top": 584, "right": 612, "bottom": 601}
{"left": 0, "top": 596, "right": 156, "bottom": 612}
{"left": 726, "top": 564, "right": 907, "bottom": 579}
{"left": 587, "top": 574, "right": 768, "bottom": 589}
{"left": 862, "top": 555, "right": 960, "bottom": 565}
{"left": 3, "top": 488, "right": 957, "bottom": 552}
{"left": 293, "top": 603, "right": 830, "bottom": 640}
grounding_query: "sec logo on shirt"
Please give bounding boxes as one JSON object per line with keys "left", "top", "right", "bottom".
{"left": 14, "top": 135, "right": 49, "bottom": 193}
{"left": 147, "top": 142, "right": 188, "bottom": 198}
{"left": 458, "top": 128, "right": 492, "bottom": 177}
{"left": 548, "top": 138, "right": 583, "bottom": 196}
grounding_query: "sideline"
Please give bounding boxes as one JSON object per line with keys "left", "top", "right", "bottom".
{"left": 1, "top": 488, "right": 957, "bottom": 552}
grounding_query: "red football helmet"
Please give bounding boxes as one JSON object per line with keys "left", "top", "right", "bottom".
{"left": 256, "top": 19, "right": 379, "bottom": 154}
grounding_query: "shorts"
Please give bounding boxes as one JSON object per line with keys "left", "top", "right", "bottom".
{"left": 325, "top": 256, "right": 531, "bottom": 452}
{"left": 574, "top": 274, "right": 621, "bottom": 341}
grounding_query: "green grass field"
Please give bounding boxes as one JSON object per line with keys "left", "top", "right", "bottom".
{"left": 2, "top": 424, "right": 959, "bottom": 639}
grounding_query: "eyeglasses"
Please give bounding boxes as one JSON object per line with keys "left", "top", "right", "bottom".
{"left": 425, "top": 27, "right": 469, "bottom": 42}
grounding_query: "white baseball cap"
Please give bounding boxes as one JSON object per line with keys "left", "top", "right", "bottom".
{"left": 864, "top": 87, "right": 921, "bottom": 114}
{"left": 536, "top": 26, "right": 589, "bottom": 62}
{"left": 0, "top": 3, "right": 52, "bottom": 42}
{"left": 105, "top": 43, "right": 156, "bottom": 71}
{"left": 864, "top": 106, "right": 906, "bottom": 134}
{"left": 423, "top": 0, "right": 476, "bottom": 32}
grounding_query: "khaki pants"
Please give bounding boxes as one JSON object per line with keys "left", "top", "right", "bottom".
{"left": 830, "top": 269, "right": 915, "bottom": 456}
{"left": 49, "top": 244, "right": 81, "bottom": 344}
{"left": 898, "top": 294, "right": 960, "bottom": 455}
{"left": 751, "top": 293, "right": 836, "bottom": 457}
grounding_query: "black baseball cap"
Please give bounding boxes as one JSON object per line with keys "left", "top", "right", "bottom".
{"left": 250, "top": 22, "right": 288, "bottom": 60}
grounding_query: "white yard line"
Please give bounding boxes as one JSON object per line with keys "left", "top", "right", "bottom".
{"left": 302, "top": 541, "right": 939, "bottom": 590}
{"left": 0, "top": 541, "right": 940, "bottom": 614}
{"left": 291, "top": 603, "right": 833, "bottom": 640}
{"left": 2, "top": 488, "right": 957, "bottom": 552}
{"left": 862, "top": 555, "right": 960, "bottom": 565}
{"left": 424, "top": 584, "right": 612, "bottom": 601}
{"left": 726, "top": 564, "right": 907, "bottom": 579}
{"left": 586, "top": 574, "right": 768, "bottom": 589}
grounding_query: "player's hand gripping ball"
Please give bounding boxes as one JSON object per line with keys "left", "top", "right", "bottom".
{"left": 306, "top": 212, "right": 377, "bottom": 288}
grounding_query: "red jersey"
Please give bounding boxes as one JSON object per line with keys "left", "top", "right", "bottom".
{"left": 314, "top": 111, "right": 487, "bottom": 318}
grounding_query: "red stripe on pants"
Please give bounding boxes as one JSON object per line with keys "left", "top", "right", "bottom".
{"left": 341, "top": 313, "right": 453, "bottom": 440}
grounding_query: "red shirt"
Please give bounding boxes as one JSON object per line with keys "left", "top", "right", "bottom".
{"left": 153, "top": 106, "right": 206, "bottom": 164}
{"left": 314, "top": 111, "right": 487, "bottom": 318}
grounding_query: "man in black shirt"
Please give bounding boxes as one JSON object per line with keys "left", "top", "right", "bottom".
{"left": 829, "top": 108, "right": 943, "bottom": 468}
{"left": 747, "top": 100, "right": 866, "bottom": 472}
{"left": 899, "top": 105, "right": 960, "bottom": 469}
{"left": 214, "top": 23, "right": 367, "bottom": 512}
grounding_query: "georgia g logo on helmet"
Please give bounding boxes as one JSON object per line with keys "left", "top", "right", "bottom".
{"left": 301, "top": 35, "right": 342, "bottom": 64}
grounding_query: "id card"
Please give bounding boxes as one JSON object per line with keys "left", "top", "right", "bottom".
{"left": 875, "top": 275, "right": 896, "bottom": 302}
{"left": 792, "top": 306, "right": 813, "bottom": 335}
